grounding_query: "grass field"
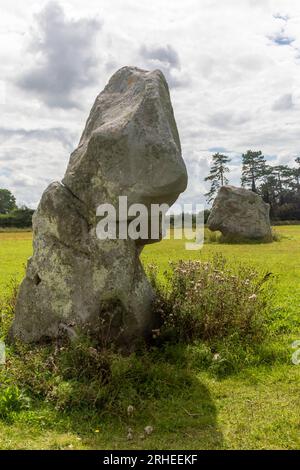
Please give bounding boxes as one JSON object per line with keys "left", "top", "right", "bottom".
{"left": 0, "top": 227, "right": 299, "bottom": 449}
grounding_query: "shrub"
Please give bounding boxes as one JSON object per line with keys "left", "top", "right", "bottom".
{"left": 57, "top": 336, "right": 113, "bottom": 383}
{"left": 204, "top": 228, "right": 221, "bottom": 243}
{"left": 0, "top": 207, "right": 34, "bottom": 228}
{"left": 6, "top": 337, "right": 195, "bottom": 412}
{"left": 271, "top": 229, "right": 282, "bottom": 242}
{"left": 275, "top": 201, "right": 300, "bottom": 221}
{"left": 150, "top": 255, "right": 274, "bottom": 343}
{"left": 0, "top": 278, "right": 19, "bottom": 339}
{"left": 0, "top": 385, "right": 30, "bottom": 420}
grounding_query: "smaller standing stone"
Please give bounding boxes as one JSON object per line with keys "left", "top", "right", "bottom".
{"left": 207, "top": 186, "right": 272, "bottom": 242}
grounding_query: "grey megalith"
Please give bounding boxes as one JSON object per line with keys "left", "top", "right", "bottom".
{"left": 207, "top": 186, "right": 272, "bottom": 242}
{"left": 11, "top": 66, "right": 188, "bottom": 345}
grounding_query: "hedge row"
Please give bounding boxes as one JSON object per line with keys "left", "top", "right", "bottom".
{"left": 0, "top": 208, "right": 34, "bottom": 228}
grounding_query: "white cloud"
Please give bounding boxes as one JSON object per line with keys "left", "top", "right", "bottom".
{"left": 16, "top": 2, "right": 102, "bottom": 108}
{"left": 272, "top": 93, "right": 294, "bottom": 110}
{"left": 1, "top": 0, "right": 300, "bottom": 208}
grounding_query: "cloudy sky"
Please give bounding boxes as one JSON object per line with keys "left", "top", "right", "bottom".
{"left": 1, "top": 0, "right": 300, "bottom": 208}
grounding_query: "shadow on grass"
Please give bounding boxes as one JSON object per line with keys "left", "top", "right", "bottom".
{"left": 1, "top": 321, "right": 225, "bottom": 449}
{"left": 48, "top": 374, "right": 223, "bottom": 450}
{"left": 8, "top": 364, "right": 224, "bottom": 450}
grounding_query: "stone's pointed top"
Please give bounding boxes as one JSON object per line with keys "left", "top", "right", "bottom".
{"left": 102, "top": 67, "right": 148, "bottom": 94}
{"left": 106, "top": 66, "right": 150, "bottom": 82}
{"left": 208, "top": 185, "right": 272, "bottom": 242}
{"left": 63, "top": 65, "right": 187, "bottom": 213}
{"left": 103, "top": 66, "right": 166, "bottom": 92}
{"left": 78, "top": 66, "right": 172, "bottom": 146}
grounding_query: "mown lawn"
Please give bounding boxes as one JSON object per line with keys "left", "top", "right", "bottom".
{"left": 0, "top": 231, "right": 32, "bottom": 296}
{"left": 0, "top": 227, "right": 299, "bottom": 450}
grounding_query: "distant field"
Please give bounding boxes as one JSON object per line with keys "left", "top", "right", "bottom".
{"left": 0, "top": 231, "right": 32, "bottom": 295}
{"left": 0, "top": 227, "right": 299, "bottom": 449}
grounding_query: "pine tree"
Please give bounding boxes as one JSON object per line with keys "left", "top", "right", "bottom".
{"left": 241, "top": 150, "right": 266, "bottom": 193}
{"left": 272, "top": 165, "right": 291, "bottom": 204}
{"left": 205, "top": 153, "right": 231, "bottom": 203}
{"left": 293, "top": 157, "right": 300, "bottom": 193}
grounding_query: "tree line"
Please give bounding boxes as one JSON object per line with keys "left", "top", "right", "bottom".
{"left": 0, "top": 189, "right": 34, "bottom": 228}
{"left": 205, "top": 151, "right": 300, "bottom": 221}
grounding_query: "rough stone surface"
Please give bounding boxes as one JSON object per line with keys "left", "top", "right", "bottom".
{"left": 207, "top": 185, "right": 272, "bottom": 241}
{"left": 11, "top": 66, "right": 187, "bottom": 345}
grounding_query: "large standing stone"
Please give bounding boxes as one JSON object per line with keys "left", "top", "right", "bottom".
{"left": 11, "top": 66, "right": 187, "bottom": 345}
{"left": 207, "top": 186, "right": 272, "bottom": 241}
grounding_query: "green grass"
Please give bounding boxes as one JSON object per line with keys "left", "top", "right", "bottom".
{"left": 0, "top": 232, "right": 32, "bottom": 296}
{"left": 0, "top": 227, "right": 299, "bottom": 450}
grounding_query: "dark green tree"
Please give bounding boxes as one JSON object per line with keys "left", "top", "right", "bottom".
{"left": 258, "top": 159, "right": 300, "bottom": 220}
{"left": 0, "top": 188, "right": 17, "bottom": 214}
{"left": 205, "top": 153, "right": 231, "bottom": 203}
{"left": 272, "top": 165, "right": 292, "bottom": 204}
{"left": 241, "top": 150, "right": 266, "bottom": 193}
{"left": 260, "top": 171, "right": 277, "bottom": 204}
{"left": 292, "top": 157, "right": 300, "bottom": 193}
